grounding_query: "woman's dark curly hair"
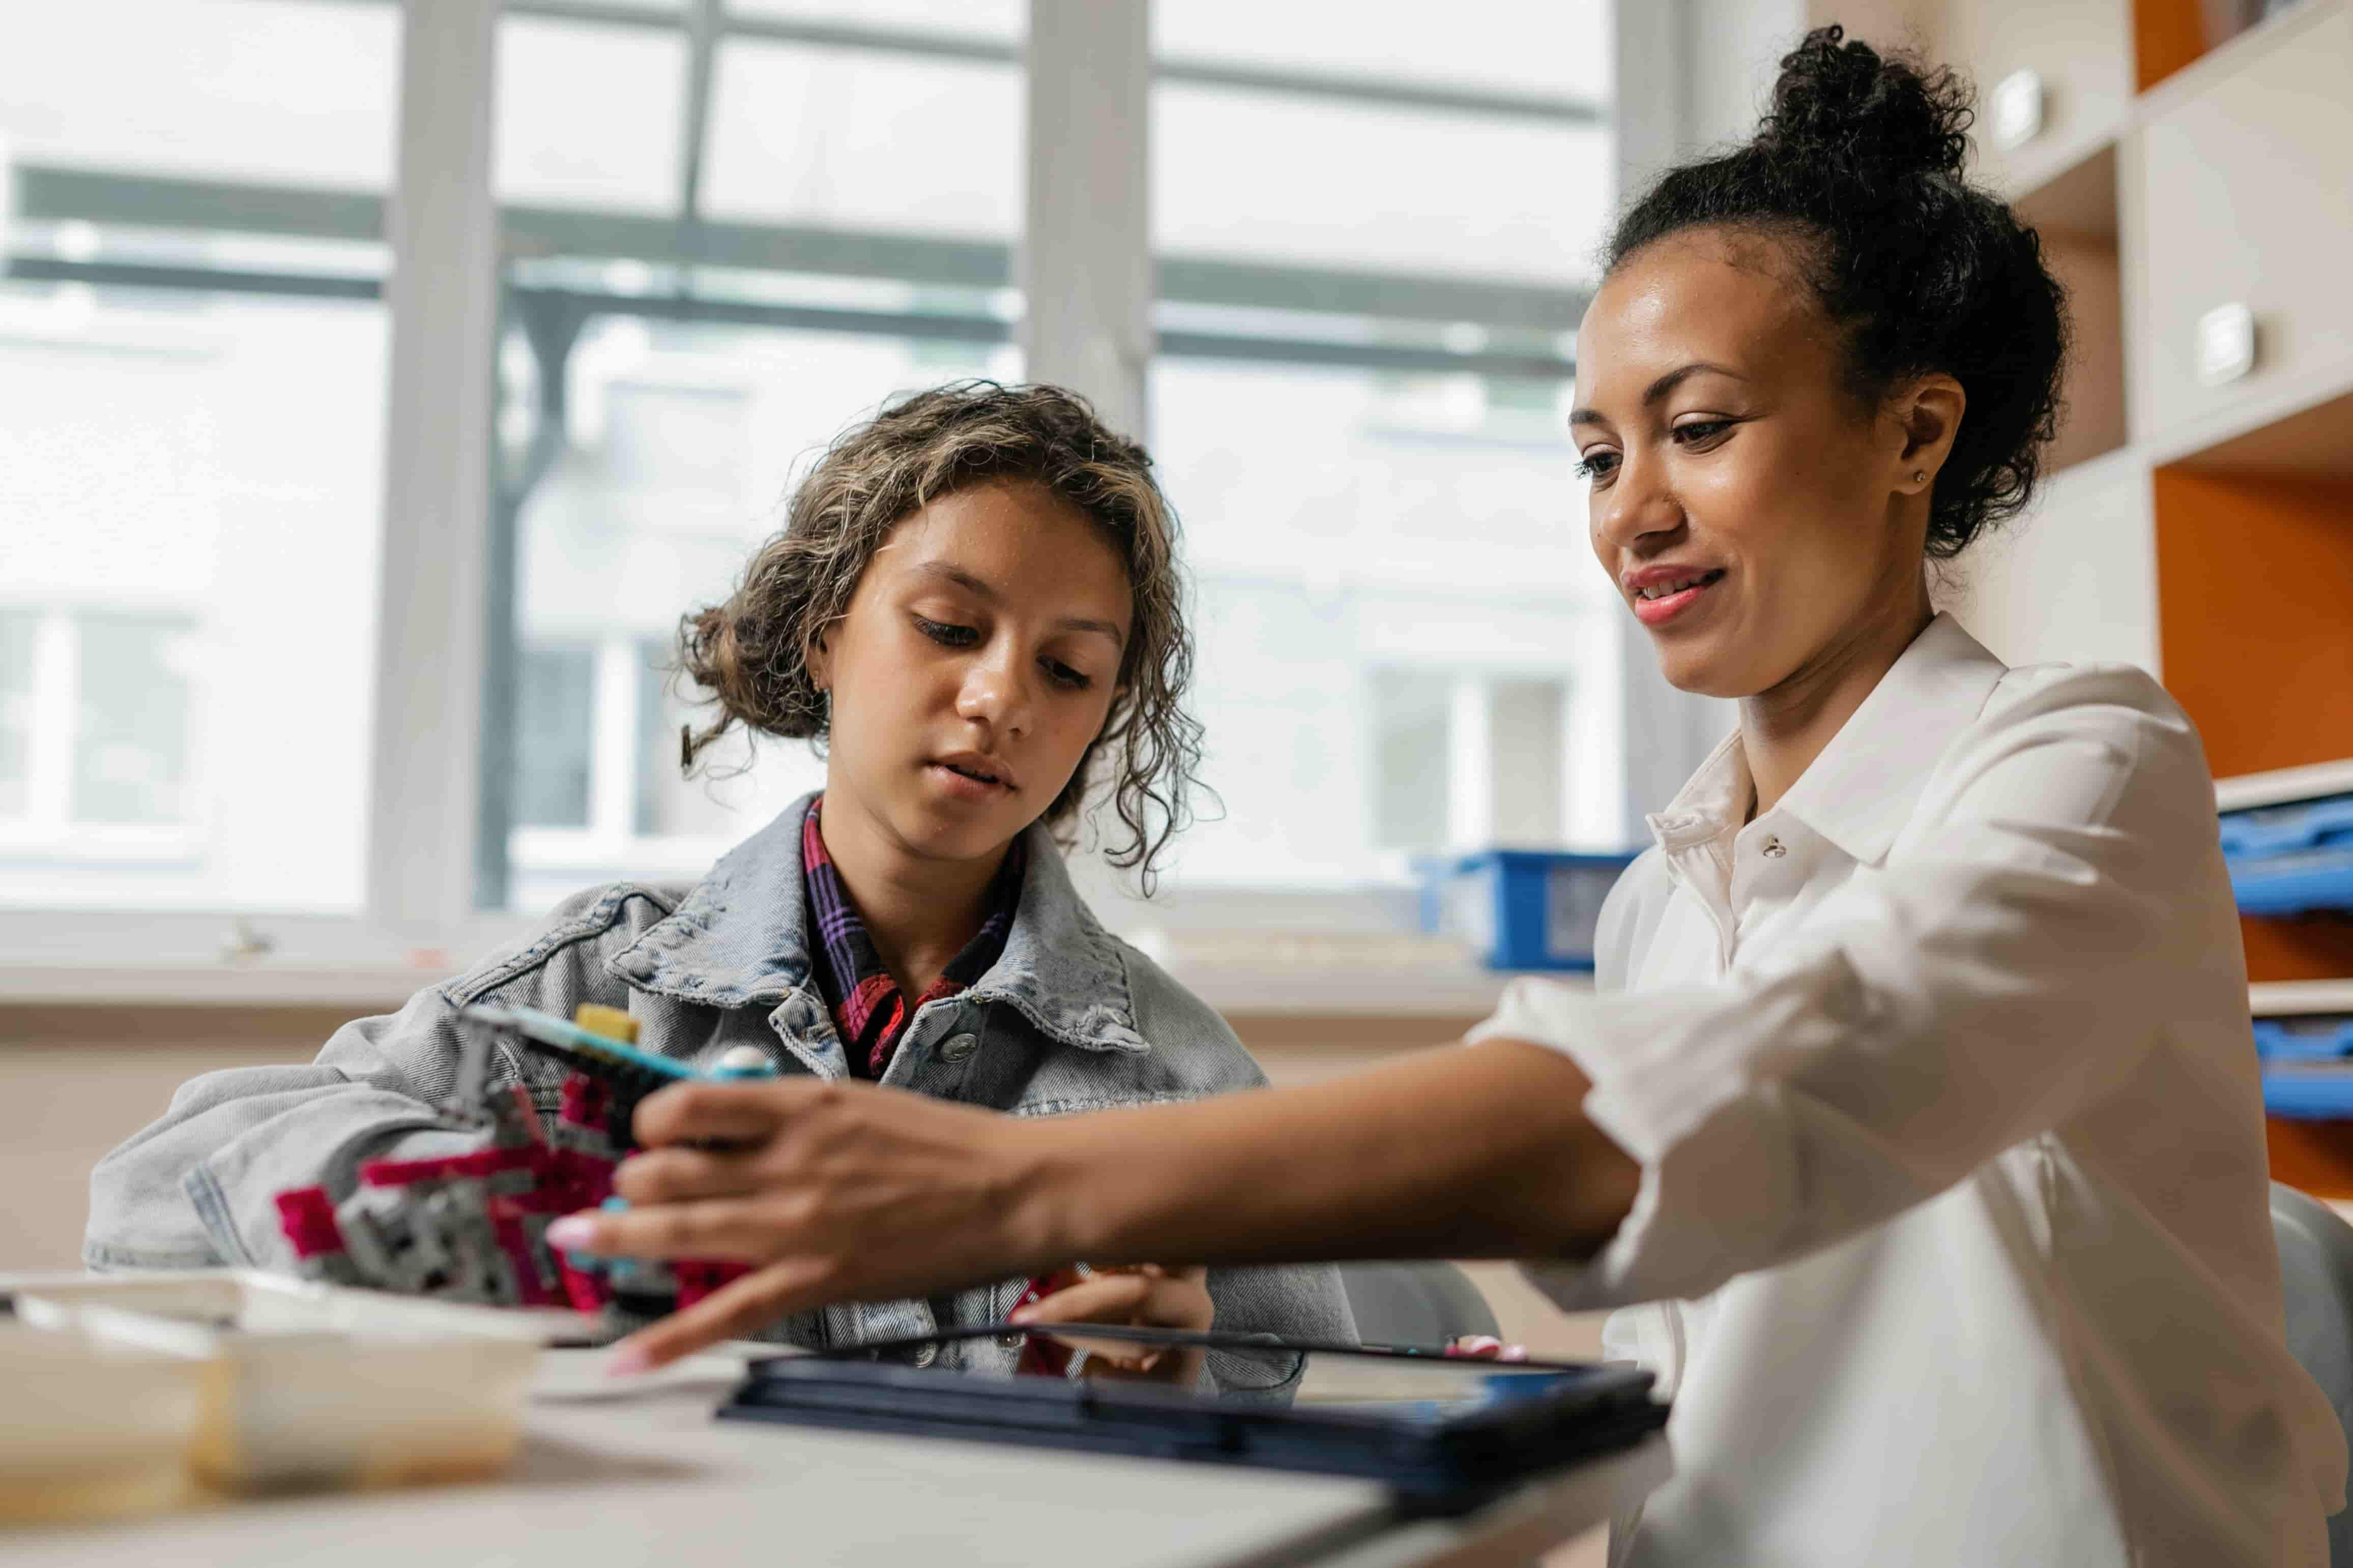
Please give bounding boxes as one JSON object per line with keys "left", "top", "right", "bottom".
{"left": 1609, "top": 25, "right": 2068, "bottom": 558}
{"left": 678, "top": 380, "right": 1204, "bottom": 885}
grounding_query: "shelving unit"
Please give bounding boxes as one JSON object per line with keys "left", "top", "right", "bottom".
{"left": 1905, "top": 0, "right": 2353, "bottom": 1186}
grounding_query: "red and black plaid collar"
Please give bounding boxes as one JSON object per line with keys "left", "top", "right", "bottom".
{"left": 800, "top": 798, "right": 1026, "bottom": 1079}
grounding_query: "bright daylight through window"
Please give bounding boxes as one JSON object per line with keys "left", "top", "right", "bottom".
{"left": 0, "top": 0, "right": 394, "bottom": 912}
{"left": 0, "top": 0, "right": 1624, "bottom": 952}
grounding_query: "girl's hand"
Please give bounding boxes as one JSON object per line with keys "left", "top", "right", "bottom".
{"left": 1010, "top": 1264, "right": 1212, "bottom": 1385}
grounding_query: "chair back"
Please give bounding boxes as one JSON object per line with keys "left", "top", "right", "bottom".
{"left": 1334, "top": 1261, "right": 1500, "bottom": 1347}
{"left": 2273, "top": 1182, "right": 2353, "bottom": 1563}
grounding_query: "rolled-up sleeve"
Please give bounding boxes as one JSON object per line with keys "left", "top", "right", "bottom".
{"left": 1473, "top": 669, "right": 2225, "bottom": 1310}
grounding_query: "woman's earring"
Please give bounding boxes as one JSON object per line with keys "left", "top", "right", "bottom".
{"left": 1912, "top": 470, "right": 1929, "bottom": 484}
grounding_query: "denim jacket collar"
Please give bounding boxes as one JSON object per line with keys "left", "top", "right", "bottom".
{"left": 606, "top": 793, "right": 1147, "bottom": 1055}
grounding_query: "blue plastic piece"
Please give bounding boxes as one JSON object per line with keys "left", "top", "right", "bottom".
{"left": 2220, "top": 792, "right": 2353, "bottom": 915}
{"left": 466, "top": 1003, "right": 703, "bottom": 1082}
{"left": 1417, "top": 850, "right": 1640, "bottom": 971}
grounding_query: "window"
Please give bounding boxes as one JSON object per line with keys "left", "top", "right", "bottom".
{"left": 0, "top": 0, "right": 395, "bottom": 912}
{"left": 0, "top": 0, "right": 1645, "bottom": 973}
{"left": 479, "top": 3, "right": 1022, "bottom": 911}
{"left": 1145, "top": 1, "right": 1619, "bottom": 890}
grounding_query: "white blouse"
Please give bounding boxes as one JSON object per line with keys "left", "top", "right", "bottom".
{"left": 1471, "top": 613, "right": 2345, "bottom": 1567}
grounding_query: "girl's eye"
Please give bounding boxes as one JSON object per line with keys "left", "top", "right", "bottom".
{"left": 1671, "top": 418, "right": 1734, "bottom": 447}
{"left": 1043, "top": 659, "right": 1093, "bottom": 692}
{"left": 914, "top": 615, "right": 979, "bottom": 648}
{"left": 1575, "top": 451, "right": 1620, "bottom": 484}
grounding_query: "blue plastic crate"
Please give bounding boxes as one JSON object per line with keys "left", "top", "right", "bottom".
{"left": 2219, "top": 791, "right": 2353, "bottom": 915}
{"left": 1417, "top": 850, "right": 1640, "bottom": 971}
{"left": 2253, "top": 1011, "right": 2353, "bottom": 1118}
{"left": 2260, "top": 1066, "right": 2353, "bottom": 1121}
{"left": 2253, "top": 1015, "right": 2353, "bottom": 1062}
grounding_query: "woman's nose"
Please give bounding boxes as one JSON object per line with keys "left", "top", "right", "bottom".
{"left": 1591, "top": 451, "right": 1686, "bottom": 557}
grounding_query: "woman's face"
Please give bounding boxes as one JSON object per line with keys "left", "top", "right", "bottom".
{"left": 1571, "top": 227, "right": 1938, "bottom": 699}
{"left": 814, "top": 479, "right": 1130, "bottom": 867}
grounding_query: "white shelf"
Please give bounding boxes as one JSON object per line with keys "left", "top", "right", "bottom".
{"left": 2215, "top": 757, "right": 2353, "bottom": 813}
{"left": 2251, "top": 979, "right": 2353, "bottom": 1018}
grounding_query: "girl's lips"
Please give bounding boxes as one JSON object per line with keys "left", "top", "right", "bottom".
{"left": 1632, "top": 573, "right": 1721, "bottom": 628}
{"left": 926, "top": 761, "right": 1012, "bottom": 802}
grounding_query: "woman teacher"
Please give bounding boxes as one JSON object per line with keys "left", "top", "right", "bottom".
{"left": 551, "top": 31, "right": 2344, "bottom": 1565}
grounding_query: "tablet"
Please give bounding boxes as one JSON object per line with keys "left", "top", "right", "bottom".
{"left": 717, "top": 1322, "right": 1666, "bottom": 1516}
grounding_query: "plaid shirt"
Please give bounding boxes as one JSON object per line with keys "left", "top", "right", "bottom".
{"left": 801, "top": 797, "right": 1026, "bottom": 1080}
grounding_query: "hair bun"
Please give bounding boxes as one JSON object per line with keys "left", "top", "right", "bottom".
{"left": 1756, "top": 25, "right": 1971, "bottom": 185}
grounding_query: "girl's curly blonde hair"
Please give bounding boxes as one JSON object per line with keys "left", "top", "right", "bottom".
{"left": 678, "top": 380, "right": 1204, "bottom": 885}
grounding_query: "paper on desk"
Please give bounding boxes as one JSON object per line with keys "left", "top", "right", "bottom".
{"left": 529, "top": 1340, "right": 803, "bottom": 1402}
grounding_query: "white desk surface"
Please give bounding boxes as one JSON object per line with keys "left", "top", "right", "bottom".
{"left": 5, "top": 1351, "right": 1668, "bottom": 1568}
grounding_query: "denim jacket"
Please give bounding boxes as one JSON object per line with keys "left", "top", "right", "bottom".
{"left": 87, "top": 795, "right": 1354, "bottom": 1398}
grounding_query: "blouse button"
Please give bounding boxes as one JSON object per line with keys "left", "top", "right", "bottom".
{"left": 1761, "top": 836, "right": 1787, "bottom": 859}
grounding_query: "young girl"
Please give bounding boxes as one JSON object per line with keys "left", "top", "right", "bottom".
{"left": 86, "top": 381, "right": 1353, "bottom": 1396}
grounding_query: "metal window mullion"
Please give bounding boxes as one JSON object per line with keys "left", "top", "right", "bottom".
{"left": 1023, "top": 0, "right": 1152, "bottom": 437}
{"left": 367, "top": 0, "right": 502, "bottom": 939}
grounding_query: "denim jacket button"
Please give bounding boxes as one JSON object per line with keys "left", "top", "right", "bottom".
{"left": 939, "top": 1032, "right": 979, "bottom": 1063}
{"left": 913, "top": 1344, "right": 939, "bottom": 1368}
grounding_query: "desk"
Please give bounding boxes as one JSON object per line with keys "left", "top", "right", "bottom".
{"left": 5, "top": 1352, "right": 1668, "bottom": 1568}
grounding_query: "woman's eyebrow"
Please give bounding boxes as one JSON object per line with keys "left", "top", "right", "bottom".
{"left": 1569, "top": 361, "right": 1748, "bottom": 427}
{"left": 912, "top": 560, "right": 1126, "bottom": 647}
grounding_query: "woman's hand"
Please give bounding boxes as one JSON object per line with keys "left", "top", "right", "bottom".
{"left": 1012, "top": 1264, "right": 1213, "bottom": 1386}
{"left": 546, "top": 1078, "right": 1069, "bottom": 1372}
{"left": 554, "top": 1038, "right": 1632, "bottom": 1375}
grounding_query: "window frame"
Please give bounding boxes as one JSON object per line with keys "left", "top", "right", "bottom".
{"left": 0, "top": 0, "right": 1660, "bottom": 1005}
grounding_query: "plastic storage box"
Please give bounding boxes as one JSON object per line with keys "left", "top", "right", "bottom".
{"left": 0, "top": 1322, "right": 206, "bottom": 1524}
{"left": 2216, "top": 762, "right": 2353, "bottom": 917}
{"left": 8, "top": 1271, "right": 588, "bottom": 1493}
{"left": 1418, "top": 850, "right": 1640, "bottom": 971}
{"left": 2249, "top": 981, "right": 2353, "bottom": 1120}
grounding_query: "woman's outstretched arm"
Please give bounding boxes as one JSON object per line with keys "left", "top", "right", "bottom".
{"left": 562, "top": 1036, "right": 1639, "bottom": 1369}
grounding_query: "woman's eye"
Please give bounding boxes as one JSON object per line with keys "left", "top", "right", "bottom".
{"left": 913, "top": 615, "right": 979, "bottom": 648}
{"left": 1671, "top": 419, "right": 1734, "bottom": 447}
{"left": 1575, "top": 451, "right": 1620, "bottom": 484}
{"left": 1043, "top": 659, "right": 1093, "bottom": 692}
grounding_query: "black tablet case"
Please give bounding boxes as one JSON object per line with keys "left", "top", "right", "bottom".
{"left": 717, "top": 1325, "right": 1667, "bottom": 1517}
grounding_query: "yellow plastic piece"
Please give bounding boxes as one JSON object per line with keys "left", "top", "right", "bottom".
{"left": 572, "top": 1004, "right": 640, "bottom": 1044}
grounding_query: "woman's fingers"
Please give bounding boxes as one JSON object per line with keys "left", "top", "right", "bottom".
{"left": 612, "top": 1146, "right": 766, "bottom": 1205}
{"left": 607, "top": 1259, "right": 835, "bottom": 1373}
{"left": 631, "top": 1079, "right": 805, "bottom": 1148}
{"left": 548, "top": 1195, "right": 791, "bottom": 1261}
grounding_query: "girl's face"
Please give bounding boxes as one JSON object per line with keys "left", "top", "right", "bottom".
{"left": 812, "top": 479, "right": 1130, "bottom": 867}
{"left": 1570, "top": 227, "right": 1948, "bottom": 700}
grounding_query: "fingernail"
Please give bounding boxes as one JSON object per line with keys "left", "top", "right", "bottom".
{"left": 1008, "top": 1307, "right": 1035, "bottom": 1324}
{"left": 545, "top": 1216, "right": 596, "bottom": 1250}
{"left": 605, "top": 1344, "right": 651, "bottom": 1378}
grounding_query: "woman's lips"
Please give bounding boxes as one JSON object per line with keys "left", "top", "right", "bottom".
{"left": 1632, "top": 570, "right": 1723, "bottom": 628}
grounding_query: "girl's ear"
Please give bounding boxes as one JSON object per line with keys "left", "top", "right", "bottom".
{"left": 806, "top": 630, "right": 831, "bottom": 693}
